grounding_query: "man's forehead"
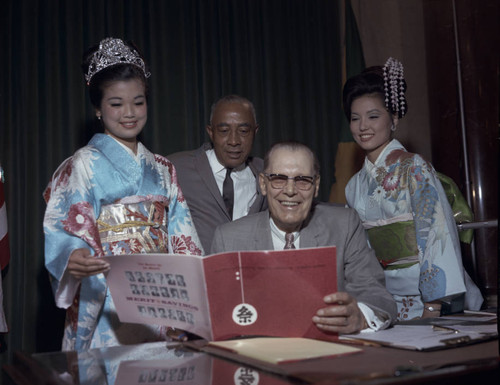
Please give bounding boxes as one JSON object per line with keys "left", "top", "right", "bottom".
{"left": 268, "top": 148, "right": 313, "bottom": 169}
{"left": 214, "top": 101, "right": 249, "bottom": 114}
{"left": 213, "top": 102, "right": 254, "bottom": 120}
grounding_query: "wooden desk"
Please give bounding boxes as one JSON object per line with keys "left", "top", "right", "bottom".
{"left": 3, "top": 339, "right": 499, "bottom": 384}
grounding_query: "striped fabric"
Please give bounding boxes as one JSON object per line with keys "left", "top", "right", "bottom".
{"left": 0, "top": 166, "right": 9, "bottom": 270}
{"left": 0, "top": 166, "right": 8, "bottom": 333}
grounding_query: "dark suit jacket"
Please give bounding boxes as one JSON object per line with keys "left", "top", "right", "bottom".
{"left": 211, "top": 203, "right": 397, "bottom": 324}
{"left": 168, "top": 143, "right": 267, "bottom": 253}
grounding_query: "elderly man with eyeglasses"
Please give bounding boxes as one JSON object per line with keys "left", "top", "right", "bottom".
{"left": 211, "top": 141, "right": 397, "bottom": 334}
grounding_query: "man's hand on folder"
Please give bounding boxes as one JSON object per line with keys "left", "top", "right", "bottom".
{"left": 312, "top": 292, "right": 367, "bottom": 334}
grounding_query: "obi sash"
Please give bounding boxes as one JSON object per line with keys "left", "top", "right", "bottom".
{"left": 97, "top": 200, "right": 169, "bottom": 254}
{"left": 366, "top": 220, "right": 419, "bottom": 270}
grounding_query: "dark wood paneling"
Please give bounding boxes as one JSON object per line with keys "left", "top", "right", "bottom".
{"left": 423, "top": 0, "right": 498, "bottom": 303}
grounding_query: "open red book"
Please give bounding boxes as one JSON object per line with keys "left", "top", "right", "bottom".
{"left": 103, "top": 246, "right": 337, "bottom": 342}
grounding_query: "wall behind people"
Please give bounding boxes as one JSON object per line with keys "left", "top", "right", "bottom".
{"left": 351, "top": 0, "right": 432, "bottom": 160}
{"left": 422, "top": 0, "right": 498, "bottom": 307}
{"left": 0, "top": 0, "right": 345, "bottom": 357}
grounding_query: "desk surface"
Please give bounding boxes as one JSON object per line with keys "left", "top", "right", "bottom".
{"left": 3, "top": 339, "right": 499, "bottom": 385}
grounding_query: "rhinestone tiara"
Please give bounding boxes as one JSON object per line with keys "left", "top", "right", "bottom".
{"left": 85, "top": 37, "right": 151, "bottom": 84}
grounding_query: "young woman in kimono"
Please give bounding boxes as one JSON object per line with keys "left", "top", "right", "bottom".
{"left": 44, "top": 38, "right": 203, "bottom": 351}
{"left": 343, "top": 58, "right": 482, "bottom": 320}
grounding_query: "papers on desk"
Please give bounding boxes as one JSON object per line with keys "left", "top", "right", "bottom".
{"left": 207, "top": 337, "right": 361, "bottom": 364}
{"left": 340, "top": 311, "right": 498, "bottom": 351}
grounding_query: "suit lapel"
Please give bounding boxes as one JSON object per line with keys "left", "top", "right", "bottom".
{"left": 298, "top": 217, "right": 322, "bottom": 248}
{"left": 252, "top": 212, "right": 274, "bottom": 250}
{"left": 248, "top": 158, "right": 267, "bottom": 214}
{"left": 194, "top": 145, "right": 230, "bottom": 219}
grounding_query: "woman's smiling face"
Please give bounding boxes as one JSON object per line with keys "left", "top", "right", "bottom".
{"left": 96, "top": 78, "right": 147, "bottom": 152}
{"left": 349, "top": 93, "right": 397, "bottom": 163}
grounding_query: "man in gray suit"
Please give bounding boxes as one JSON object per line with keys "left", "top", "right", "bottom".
{"left": 168, "top": 95, "right": 267, "bottom": 253}
{"left": 212, "top": 141, "right": 397, "bottom": 334}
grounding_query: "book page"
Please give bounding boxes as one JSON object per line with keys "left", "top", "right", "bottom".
{"left": 105, "top": 247, "right": 338, "bottom": 342}
{"left": 208, "top": 337, "right": 361, "bottom": 364}
{"left": 103, "top": 253, "right": 213, "bottom": 340}
{"left": 203, "top": 247, "right": 337, "bottom": 341}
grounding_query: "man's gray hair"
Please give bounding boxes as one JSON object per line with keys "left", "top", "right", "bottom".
{"left": 209, "top": 94, "right": 257, "bottom": 125}
{"left": 264, "top": 141, "right": 320, "bottom": 175}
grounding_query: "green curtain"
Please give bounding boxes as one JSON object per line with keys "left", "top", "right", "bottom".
{"left": 0, "top": 0, "right": 343, "bottom": 356}
{"left": 329, "top": 0, "right": 365, "bottom": 204}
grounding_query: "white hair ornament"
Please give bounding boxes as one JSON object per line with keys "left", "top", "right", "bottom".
{"left": 383, "top": 57, "right": 406, "bottom": 117}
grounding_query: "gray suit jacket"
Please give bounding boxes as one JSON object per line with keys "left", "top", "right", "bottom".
{"left": 168, "top": 143, "right": 267, "bottom": 253}
{"left": 211, "top": 203, "right": 397, "bottom": 324}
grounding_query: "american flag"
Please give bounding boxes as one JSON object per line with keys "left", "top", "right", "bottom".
{"left": 0, "top": 165, "right": 9, "bottom": 270}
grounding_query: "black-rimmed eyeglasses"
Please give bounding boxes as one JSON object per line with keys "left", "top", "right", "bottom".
{"left": 263, "top": 173, "right": 316, "bottom": 191}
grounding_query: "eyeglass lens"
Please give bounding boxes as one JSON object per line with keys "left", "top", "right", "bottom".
{"left": 267, "top": 174, "right": 314, "bottom": 190}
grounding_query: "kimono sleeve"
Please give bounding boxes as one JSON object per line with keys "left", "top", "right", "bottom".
{"left": 407, "top": 156, "right": 466, "bottom": 302}
{"left": 43, "top": 151, "right": 104, "bottom": 307}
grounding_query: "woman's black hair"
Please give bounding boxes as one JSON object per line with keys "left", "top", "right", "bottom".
{"left": 342, "top": 66, "right": 408, "bottom": 120}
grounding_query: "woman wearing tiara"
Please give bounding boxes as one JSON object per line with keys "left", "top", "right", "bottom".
{"left": 44, "top": 38, "right": 203, "bottom": 351}
{"left": 343, "top": 58, "right": 483, "bottom": 320}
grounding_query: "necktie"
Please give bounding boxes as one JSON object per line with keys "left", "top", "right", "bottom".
{"left": 284, "top": 233, "right": 296, "bottom": 249}
{"left": 222, "top": 168, "right": 234, "bottom": 219}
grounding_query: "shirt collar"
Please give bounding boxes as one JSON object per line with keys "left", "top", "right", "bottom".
{"left": 206, "top": 148, "right": 247, "bottom": 174}
{"left": 269, "top": 217, "right": 299, "bottom": 242}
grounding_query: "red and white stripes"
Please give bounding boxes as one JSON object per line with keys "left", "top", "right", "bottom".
{"left": 0, "top": 166, "right": 9, "bottom": 332}
{"left": 0, "top": 167, "right": 9, "bottom": 270}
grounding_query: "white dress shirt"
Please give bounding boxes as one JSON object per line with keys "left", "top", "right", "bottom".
{"left": 206, "top": 149, "right": 257, "bottom": 220}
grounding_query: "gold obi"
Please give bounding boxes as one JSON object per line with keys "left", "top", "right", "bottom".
{"left": 97, "top": 200, "right": 168, "bottom": 254}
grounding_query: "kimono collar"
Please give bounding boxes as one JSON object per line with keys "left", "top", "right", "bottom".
{"left": 364, "top": 139, "right": 405, "bottom": 173}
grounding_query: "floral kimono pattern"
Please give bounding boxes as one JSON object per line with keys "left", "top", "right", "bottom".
{"left": 346, "top": 139, "right": 482, "bottom": 320}
{"left": 44, "top": 134, "right": 203, "bottom": 351}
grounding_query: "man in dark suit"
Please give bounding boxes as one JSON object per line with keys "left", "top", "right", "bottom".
{"left": 168, "top": 95, "right": 267, "bottom": 253}
{"left": 212, "top": 141, "right": 397, "bottom": 334}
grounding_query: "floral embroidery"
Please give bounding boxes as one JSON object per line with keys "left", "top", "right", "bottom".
{"left": 382, "top": 171, "right": 399, "bottom": 191}
{"left": 398, "top": 296, "right": 415, "bottom": 320}
{"left": 183, "top": 235, "right": 203, "bottom": 255}
{"left": 168, "top": 162, "right": 186, "bottom": 203}
{"left": 56, "top": 159, "right": 74, "bottom": 187}
{"left": 154, "top": 154, "right": 169, "bottom": 167}
{"left": 68, "top": 291, "right": 80, "bottom": 333}
{"left": 171, "top": 235, "right": 202, "bottom": 256}
{"left": 370, "top": 186, "right": 385, "bottom": 203}
{"left": 43, "top": 186, "right": 52, "bottom": 204}
{"left": 62, "top": 202, "right": 103, "bottom": 256}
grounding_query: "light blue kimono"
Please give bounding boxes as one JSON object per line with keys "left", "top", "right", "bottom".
{"left": 346, "top": 140, "right": 482, "bottom": 320}
{"left": 44, "top": 134, "right": 203, "bottom": 351}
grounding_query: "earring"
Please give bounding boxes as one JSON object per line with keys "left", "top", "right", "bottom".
{"left": 391, "top": 124, "right": 396, "bottom": 132}
{"left": 97, "top": 115, "right": 101, "bottom": 120}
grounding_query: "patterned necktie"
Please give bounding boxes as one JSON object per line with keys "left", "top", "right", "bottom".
{"left": 222, "top": 168, "right": 234, "bottom": 219}
{"left": 284, "top": 233, "right": 296, "bottom": 249}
